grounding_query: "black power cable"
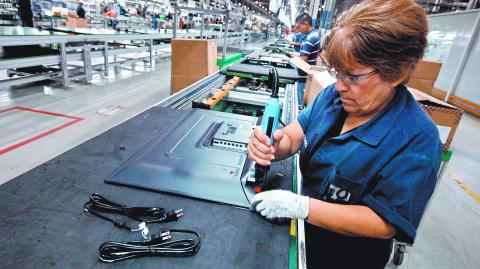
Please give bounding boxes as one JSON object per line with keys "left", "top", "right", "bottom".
{"left": 83, "top": 193, "right": 200, "bottom": 262}
{"left": 98, "top": 229, "right": 201, "bottom": 263}
{"left": 84, "top": 193, "right": 183, "bottom": 223}
{"left": 83, "top": 193, "right": 183, "bottom": 235}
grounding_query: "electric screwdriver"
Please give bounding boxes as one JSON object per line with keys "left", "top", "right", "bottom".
{"left": 253, "top": 67, "right": 281, "bottom": 193}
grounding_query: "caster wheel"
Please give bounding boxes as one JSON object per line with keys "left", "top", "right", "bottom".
{"left": 393, "top": 245, "right": 405, "bottom": 266}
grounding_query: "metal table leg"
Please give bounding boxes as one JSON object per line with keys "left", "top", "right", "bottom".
{"left": 83, "top": 45, "right": 92, "bottom": 83}
{"left": 149, "top": 39, "right": 153, "bottom": 68}
{"left": 200, "top": 14, "right": 205, "bottom": 39}
{"left": 173, "top": 7, "right": 178, "bottom": 39}
{"left": 223, "top": 11, "right": 229, "bottom": 60}
{"left": 103, "top": 41, "right": 110, "bottom": 77}
{"left": 60, "top": 42, "right": 69, "bottom": 87}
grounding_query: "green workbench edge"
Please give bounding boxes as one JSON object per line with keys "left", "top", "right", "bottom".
{"left": 289, "top": 154, "right": 298, "bottom": 269}
{"left": 442, "top": 150, "right": 452, "bottom": 161}
{"left": 42, "top": 15, "right": 65, "bottom": 19}
{"left": 217, "top": 53, "right": 244, "bottom": 69}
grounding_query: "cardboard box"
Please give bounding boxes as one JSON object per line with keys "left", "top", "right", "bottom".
{"left": 407, "top": 78, "right": 435, "bottom": 94}
{"left": 409, "top": 87, "right": 463, "bottom": 151}
{"left": 411, "top": 59, "right": 442, "bottom": 81}
{"left": 171, "top": 74, "right": 205, "bottom": 93}
{"left": 304, "top": 70, "right": 336, "bottom": 105}
{"left": 66, "top": 17, "right": 88, "bottom": 28}
{"left": 289, "top": 57, "right": 311, "bottom": 73}
{"left": 68, "top": 10, "right": 78, "bottom": 17}
{"left": 290, "top": 57, "right": 327, "bottom": 73}
{"left": 289, "top": 57, "right": 335, "bottom": 104}
{"left": 171, "top": 39, "right": 218, "bottom": 77}
{"left": 52, "top": 7, "right": 62, "bottom": 17}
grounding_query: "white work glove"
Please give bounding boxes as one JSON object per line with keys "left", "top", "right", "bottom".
{"left": 250, "top": 190, "right": 310, "bottom": 220}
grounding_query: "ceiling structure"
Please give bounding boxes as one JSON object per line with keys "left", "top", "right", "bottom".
{"left": 232, "top": 0, "right": 282, "bottom": 23}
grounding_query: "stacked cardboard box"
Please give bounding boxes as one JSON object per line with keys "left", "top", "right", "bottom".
{"left": 289, "top": 57, "right": 335, "bottom": 105}
{"left": 304, "top": 69, "right": 336, "bottom": 105}
{"left": 66, "top": 17, "right": 88, "bottom": 28}
{"left": 409, "top": 88, "right": 463, "bottom": 151}
{"left": 407, "top": 59, "right": 442, "bottom": 94}
{"left": 171, "top": 39, "right": 218, "bottom": 93}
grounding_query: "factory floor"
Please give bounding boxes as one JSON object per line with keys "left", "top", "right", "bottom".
{"left": 1, "top": 43, "right": 479, "bottom": 268}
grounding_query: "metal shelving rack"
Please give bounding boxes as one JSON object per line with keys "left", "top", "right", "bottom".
{"left": 172, "top": 5, "right": 247, "bottom": 59}
{"left": 0, "top": 0, "right": 16, "bottom": 25}
{"left": 413, "top": 0, "right": 479, "bottom": 14}
{"left": 0, "top": 27, "right": 172, "bottom": 87}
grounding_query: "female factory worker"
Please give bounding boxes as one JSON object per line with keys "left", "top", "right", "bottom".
{"left": 248, "top": 0, "right": 442, "bottom": 268}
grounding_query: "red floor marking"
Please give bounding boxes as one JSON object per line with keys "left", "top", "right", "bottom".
{"left": 0, "top": 106, "right": 84, "bottom": 155}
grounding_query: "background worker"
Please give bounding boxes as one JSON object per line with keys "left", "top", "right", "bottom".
{"left": 76, "top": 1, "right": 86, "bottom": 18}
{"left": 150, "top": 11, "right": 158, "bottom": 30}
{"left": 248, "top": 0, "right": 442, "bottom": 268}
{"left": 290, "top": 13, "right": 320, "bottom": 109}
{"left": 286, "top": 26, "right": 305, "bottom": 53}
{"left": 104, "top": 7, "right": 118, "bottom": 30}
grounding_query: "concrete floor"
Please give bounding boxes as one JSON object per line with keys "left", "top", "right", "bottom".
{"left": 0, "top": 59, "right": 172, "bottom": 183}
{"left": 1, "top": 42, "right": 479, "bottom": 268}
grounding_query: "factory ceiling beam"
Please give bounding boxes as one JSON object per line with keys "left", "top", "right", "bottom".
{"left": 413, "top": 0, "right": 469, "bottom": 8}
{"left": 234, "top": 0, "right": 282, "bottom": 24}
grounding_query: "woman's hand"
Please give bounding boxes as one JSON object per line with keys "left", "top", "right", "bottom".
{"left": 250, "top": 190, "right": 310, "bottom": 220}
{"left": 247, "top": 127, "right": 284, "bottom": 166}
{"left": 248, "top": 119, "right": 305, "bottom": 163}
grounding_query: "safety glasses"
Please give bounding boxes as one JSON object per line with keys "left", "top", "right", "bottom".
{"left": 327, "top": 67, "right": 378, "bottom": 86}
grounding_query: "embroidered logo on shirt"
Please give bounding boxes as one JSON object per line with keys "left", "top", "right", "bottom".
{"left": 327, "top": 184, "right": 351, "bottom": 203}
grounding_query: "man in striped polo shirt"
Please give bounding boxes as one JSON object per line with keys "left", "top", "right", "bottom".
{"left": 293, "top": 13, "right": 321, "bottom": 109}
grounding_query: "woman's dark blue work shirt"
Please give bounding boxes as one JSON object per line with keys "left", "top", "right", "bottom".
{"left": 297, "top": 84, "right": 442, "bottom": 268}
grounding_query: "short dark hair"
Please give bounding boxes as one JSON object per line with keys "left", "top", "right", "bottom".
{"left": 326, "top": 0, "right": 428, "bottom": 83}
{"left": 295, "top": 13, "right": 312, "bottom": 26}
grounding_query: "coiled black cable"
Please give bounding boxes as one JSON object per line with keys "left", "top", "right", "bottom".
{"left": 83, "top": 193, "right": 183, "bottom": 237}
{"left": 85, "top": 193, "right": 183, "bottom": 223}
{"left": 98, "top": 229, "right": 201, "bottom": 263}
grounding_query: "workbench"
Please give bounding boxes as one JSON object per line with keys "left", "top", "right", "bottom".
{"left": 0, "top": 105, "right": 295, "bottom": 268}
{"left": 224, "top": 62, "right": 299, "bottom": 84}
{"left": 0, "top": 26, "right": 250, "bottom": 88}
{"left": 0, "top": 26, "right": 172, "bottom": 87}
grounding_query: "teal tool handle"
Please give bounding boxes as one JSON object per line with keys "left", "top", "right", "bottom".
{"left": 262, "top": 98, "right": 281, "bottom": 146}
